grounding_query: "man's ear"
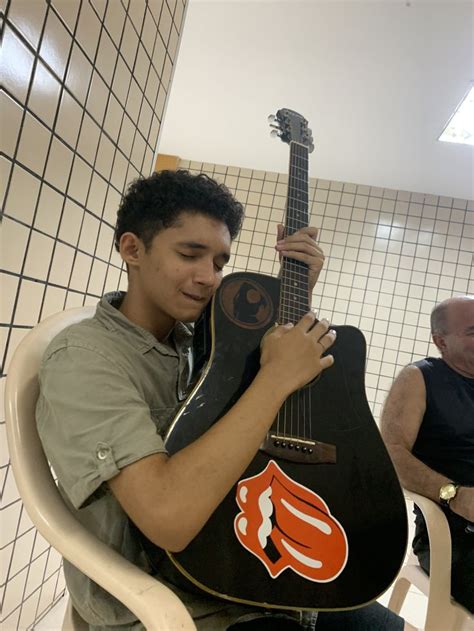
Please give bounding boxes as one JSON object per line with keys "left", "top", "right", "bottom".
{"left": 119, "top": 233, "right": 142, "bottom": 269}
{"left": 432, "top": 333, "right": 446, "bottom": 353}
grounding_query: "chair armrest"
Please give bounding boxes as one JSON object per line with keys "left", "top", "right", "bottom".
{"left": 62, "top": 523, "right": 196, "bottom": 630}
{"left": 6, "top": 388, "right": 196, "bottom": 629}
{"left": 404, "top": 489, "right": 452, "bottom": 605}
{"left": 20, "top": 475, "right": 196, "bottom": 630}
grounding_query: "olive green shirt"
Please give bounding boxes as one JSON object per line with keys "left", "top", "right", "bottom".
{"left": 36, "top": 292, "right": 293, "bottom": 630}
{"left": 36, "top": 292, "right": 198, "bottom": 626}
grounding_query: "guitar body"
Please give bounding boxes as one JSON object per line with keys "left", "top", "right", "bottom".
{"left": 165, "top": 271, "right": 407, "bottom": 610}
{"left": 137, "top": 109, "right": 408, "bottom": 610}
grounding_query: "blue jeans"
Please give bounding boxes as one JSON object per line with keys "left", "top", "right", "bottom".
{"left": 195, "top": 602, "right": 403, "bottom": 630}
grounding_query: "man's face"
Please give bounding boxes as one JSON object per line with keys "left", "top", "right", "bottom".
{"left": 135, "top": 211, "right": 232, "bottom": 327}
{"left": 436, "top": 300, "right": 474, "bottom": 377}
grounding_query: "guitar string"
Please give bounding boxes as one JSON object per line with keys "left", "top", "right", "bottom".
{"left": 299, "top": 142, "right": 309, "bottom": 444}
{"left": 284, "top": 143, "right": 305, "bottom": 443}
{"left": 277, "top": 142, "right": 311, "bottom": 445}
{"left": 298, "top": 144, "right": 310, "bottom": 444}
{"left": 282, "top": 152, "right": 306, "bottom": 444}
{"left": 288, "top": 144, "right": 300, "bottom": 442}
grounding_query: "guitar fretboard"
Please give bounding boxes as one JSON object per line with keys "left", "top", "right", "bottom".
{"left": 279, "top": 142, "right": 310, "bottom": 324}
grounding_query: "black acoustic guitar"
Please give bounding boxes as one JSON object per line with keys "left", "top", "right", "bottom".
{"left": 158, "top": 109, "right": 407, "bottom": 610}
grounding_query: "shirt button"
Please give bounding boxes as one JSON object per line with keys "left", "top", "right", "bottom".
{"left": 97, "top": 447, "right": 109, "bottom": 460}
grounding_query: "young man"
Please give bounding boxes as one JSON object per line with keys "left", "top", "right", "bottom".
{"left": 381, "top": 296, "right": 474, "bottom": 613}
{"left": 37, "top": 170, "right": 409, "bottom": 630}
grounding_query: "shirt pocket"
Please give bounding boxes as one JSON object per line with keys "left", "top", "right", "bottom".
{"left": 149, "top": 406, "right": 180, "bottom": 438}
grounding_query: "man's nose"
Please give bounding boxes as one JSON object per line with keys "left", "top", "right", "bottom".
{"left": 194, "top": 260, "right": 216, "bottom": 285}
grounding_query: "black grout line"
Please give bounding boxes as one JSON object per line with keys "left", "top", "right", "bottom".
{"left": 81, "top": 0, "right": 146, "bottom": 302}
{"left": 30, "top": 540, "right": 52, "bottom": 624}
{"left": 51, "top": 566, "right": 65, "bottom": 611}
{"left": 1, "top": 0, "right": 53, "bottom": 387}
{"left": 2, "top": 19, "right": 160, "bottom": 157}
{"left": 53, "top": 0, "right": 122, "bottom": 311}
{"left": 0, "top": 267, "right": 111, "bottom": 293}
{"left": 94, "top": 0, "right": 174, "bottom": 295}
{"left": 1, "top": 213, "right": 120, "bottom": 265}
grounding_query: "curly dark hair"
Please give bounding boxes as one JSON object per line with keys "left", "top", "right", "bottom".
{"left": 114, "top": 170, "right": 244, "bottom": 251}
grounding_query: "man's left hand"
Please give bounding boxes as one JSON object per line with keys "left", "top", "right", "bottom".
{"left": 275, "top": 224, "right": 325, "bottom": 294}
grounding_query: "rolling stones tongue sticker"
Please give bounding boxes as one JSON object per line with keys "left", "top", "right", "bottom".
{"left": 234, "top": 460, "right": 348, "bottom": 582}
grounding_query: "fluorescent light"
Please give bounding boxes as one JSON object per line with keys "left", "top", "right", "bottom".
{"left": 438, "top": 85, "right": 474, "bottom": 146}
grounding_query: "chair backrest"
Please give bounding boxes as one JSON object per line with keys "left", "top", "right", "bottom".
{"left": 4, "top": 306, "right": 196, "bottom": 630}
{"left": 5, "top": 306, "right": 96, "bottom": 545}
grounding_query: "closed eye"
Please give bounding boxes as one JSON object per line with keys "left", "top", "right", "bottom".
{"left": 178, "top": 251, "right": 226, "bottom": 272}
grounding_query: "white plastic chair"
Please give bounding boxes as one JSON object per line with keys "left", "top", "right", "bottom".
{"left": 4, "top": 307, "right": 196, "bottom": 631}
{"left": 389, "top": 490, "right": 473, "bottom": 631}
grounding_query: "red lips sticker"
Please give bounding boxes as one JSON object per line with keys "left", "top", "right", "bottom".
{"left": 234, "top": 460, "right": 348, "bottom": 581}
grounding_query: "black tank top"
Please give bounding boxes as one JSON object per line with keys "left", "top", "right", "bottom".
{"left": 413, "top": 357, "right": 474, "bottom": 485}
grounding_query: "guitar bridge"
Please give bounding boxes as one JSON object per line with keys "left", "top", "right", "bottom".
{"left": 260, "top": 433, "right": 336, "bottom": 464}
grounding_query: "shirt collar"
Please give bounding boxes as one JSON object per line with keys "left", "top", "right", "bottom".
{"left": 95, "top": 291, "right": 193, "bottom": 356}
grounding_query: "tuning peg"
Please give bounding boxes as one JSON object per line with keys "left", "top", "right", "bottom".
{"left": 309, "top": 143, "right": 315, "bottom": 153}
{"left": 268, "top": 114, "right": 276, "bottom": 123}
{"left": 270, "top": 129, "right": 281, "bottom": 138}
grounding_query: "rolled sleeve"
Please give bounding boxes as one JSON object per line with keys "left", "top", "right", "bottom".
{"left": 37, "top": 343, "right": 167, "bottom": 509}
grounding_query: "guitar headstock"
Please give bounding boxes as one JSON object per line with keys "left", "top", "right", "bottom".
{"left": 268, "top": 108, "right": 314, "bottom": 152}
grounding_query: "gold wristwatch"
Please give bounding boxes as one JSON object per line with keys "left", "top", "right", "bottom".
{"left": 439, "top": 482, "right": 459, "bottom": 507}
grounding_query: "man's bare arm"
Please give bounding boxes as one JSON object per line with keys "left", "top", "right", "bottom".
{"left": 108, "top": 315, "right": 336, "bottom": 552}
{"left": 380, "top": 365, "right": 473, "bottom": 521}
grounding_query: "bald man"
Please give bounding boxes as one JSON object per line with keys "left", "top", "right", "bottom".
{"left": 381, "top": 295, "right": 474, "bottom": 612}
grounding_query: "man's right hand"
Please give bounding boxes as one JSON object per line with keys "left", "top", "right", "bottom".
{"left": 259, "top": 312, "right": 336, "bottom": 395}
{"left": 449, "top": 486, "right": 474, "bottom": 522}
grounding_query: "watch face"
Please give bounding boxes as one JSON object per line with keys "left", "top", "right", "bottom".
{"left": 440, "top": 484, "right": 457, "bottom": 501}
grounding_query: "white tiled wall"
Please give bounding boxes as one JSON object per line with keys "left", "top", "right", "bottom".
{"left": 0, "top": 0, "right": 187, "bottom": 628}
{"left": 180, "top": 159, "right": 473, "bottom": 421}
{"left": 1, "top": 3, "right": 472, "bottom": 626}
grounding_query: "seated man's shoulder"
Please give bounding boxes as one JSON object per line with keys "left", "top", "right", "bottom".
{"left": 396, "top": 362, "right": 424, "bottom": 383}
{"left": 42, "top": 314, "right": 115, "bottom": 364}
{"left": 387, "top": 364, "right": 426, "bottom": 403}
{"left": 410, "top": 356, "right": 458, "bottom": 382}
{"left": 411, "top": 356, "right": 442, "bottom": 370}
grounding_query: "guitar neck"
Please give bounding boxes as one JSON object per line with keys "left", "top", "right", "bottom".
{"left": 279, "top": 141, "right": 310, "bottom": 324}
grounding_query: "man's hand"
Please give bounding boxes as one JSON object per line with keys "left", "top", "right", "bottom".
{"left": 449, "top": 486, "right": 474, "bottom": 522}
{"left": 275, "top": 224, "right": 324, "bottom": 294}
{"left": 260, "top": 313, "right": 336, "bottom": 394}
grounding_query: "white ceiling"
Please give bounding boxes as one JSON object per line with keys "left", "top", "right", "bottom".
{"left": 158, "top": 1, "right": 474, "bottom": 200}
